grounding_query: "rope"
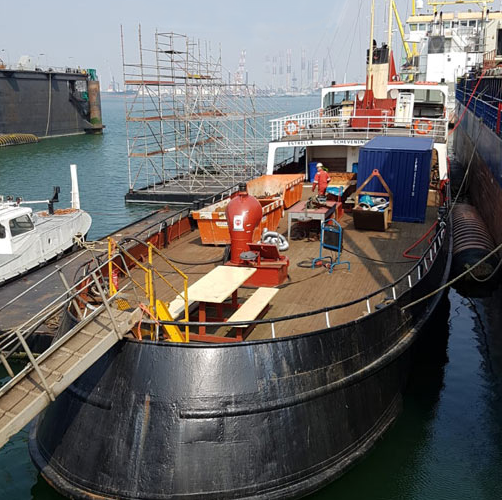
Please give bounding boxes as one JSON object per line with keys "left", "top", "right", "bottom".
{"left": 73, "top": 234, "right": 107, "bottom": 251}
{"left": 401, "top": 240, "right": 502, "bottom": 311}
{"left": 469, "top": 254, "right": 502, "bottom": 283}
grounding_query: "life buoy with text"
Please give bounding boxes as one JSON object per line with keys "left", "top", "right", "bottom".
{"left": 413, "top": 119, "right": 433, "bottom": 135}
{"left": 284, "top": 120, "right": 300, "bottom": 136}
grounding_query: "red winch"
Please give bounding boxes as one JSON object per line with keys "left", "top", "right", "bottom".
{"left": 225, "top": 183, "right": 289, "bottom": 287}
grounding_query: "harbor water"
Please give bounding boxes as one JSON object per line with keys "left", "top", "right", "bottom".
{"left": 0, "top": 96, "right": 501, "bottom": 499}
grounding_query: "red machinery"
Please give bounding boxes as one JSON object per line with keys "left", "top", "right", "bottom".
{"left": 225, "top": 183, "right": 289, "bottom": 287}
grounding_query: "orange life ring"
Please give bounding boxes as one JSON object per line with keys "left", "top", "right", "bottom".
{"left": 413, "top": 119, "right": 433, "bottom": 135}
{"left": 284, "top": 120, "right": 300, "bottom": 135}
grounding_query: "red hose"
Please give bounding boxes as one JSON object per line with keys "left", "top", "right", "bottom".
{"left": 403, "top": 221, "right": 438, "bottom": 260}
{"left": 449, "top": 68, "right": 487, "bottom": 136}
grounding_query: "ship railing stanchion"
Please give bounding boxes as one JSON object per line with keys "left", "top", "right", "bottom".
{"left": 13, "top": 328, "right": 55, "bottom": 402}
{"left": 271, "top": 322, "right": 276, "bottom": 339}
{"left": 0, "top": 352, "right": 14, "bottom": 378}
{"left": 417, "top": 265, "right": 422, "bottom": 280}
{"left": 392, "top": 286, "right": 397, "bottom": 301}
{"left": 325, "top": 311, "right": 331, "bottom": 328}
{"left": 58, "top": 268, "right": 83, "bottom": 321}
{"left": 366, "top": 299, "right": 371, "bottom": 314}
{"left": 408, "top": 274, "right": 412, "bottom": 288}
{"left": 90, "top": 271, "right": 122, "bottom": 340}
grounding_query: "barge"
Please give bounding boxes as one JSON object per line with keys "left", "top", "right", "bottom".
{"left": 0, "top": 57, "right": 103, "bottom": 139}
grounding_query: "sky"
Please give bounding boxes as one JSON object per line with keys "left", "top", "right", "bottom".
{"left": 0, "top": 0, "right": 491, "bottom": 89}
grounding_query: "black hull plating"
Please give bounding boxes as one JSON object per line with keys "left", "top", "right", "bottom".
{"left": 455, "top": 102, "right": 502, "bottom": 248}
{"left": 29, "top": 231, "right": 452, "bottom": 499}
{"left": 0, "top": 69, "right": 99, "bottom": 137}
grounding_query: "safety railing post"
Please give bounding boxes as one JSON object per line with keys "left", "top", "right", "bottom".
{"left": 13, "top": 329, "right": 55, "bottom": 402}
{"left": 90, "top": 271, "right": 123, "bottom": 340}
{"left": 0, "top": 352, "right": 15, "bottom": 378}
{"left": 58, "top": 269, "right": 83, "bottom": 321}
{"left": 184, "top": 278, "right": 189, "bottom": 342}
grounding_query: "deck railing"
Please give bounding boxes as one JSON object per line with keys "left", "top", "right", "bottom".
{"left": 0, "top": 193, "right": 451, "bottom": 345}
{"left": 152, "top": 208, "right": 452, "bottom": 337}
{"left": 270, "top": 108, "right": 448, "bottom": 143}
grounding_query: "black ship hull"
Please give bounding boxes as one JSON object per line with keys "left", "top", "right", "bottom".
{"left": 29, "top": 226, "right": 452, "bottom": 499}
{"left": 0, "top": 69, "right": 103, "bottom": 138}
{"left": 455, "top": 102, "right": 502, "bottom": 248}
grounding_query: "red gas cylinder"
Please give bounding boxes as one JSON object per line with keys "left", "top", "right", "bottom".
{"left": 225, "top": 183, "right": 263, "bottom": 264}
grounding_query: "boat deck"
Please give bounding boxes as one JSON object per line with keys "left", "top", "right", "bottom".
{"left": 133, "top": 186, "right": 438, "bottom": 341}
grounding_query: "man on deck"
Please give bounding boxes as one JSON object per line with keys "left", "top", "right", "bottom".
{"left": 312, "top": 163, "right": 331, "bottom": 196}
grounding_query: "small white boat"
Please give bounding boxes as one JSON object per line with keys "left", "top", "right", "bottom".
{"left": 0, "top": 164, "right": 92, "bottom": 285}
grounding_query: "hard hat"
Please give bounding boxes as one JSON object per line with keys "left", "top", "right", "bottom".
{"left": 316, "top": 162, "right": 323, "bottom": 168}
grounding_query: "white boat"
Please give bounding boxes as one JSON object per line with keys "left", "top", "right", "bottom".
{"left": 0, "top": 164, "right": 92, "bottom": 285}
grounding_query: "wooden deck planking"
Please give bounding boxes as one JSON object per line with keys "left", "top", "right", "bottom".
{"left": 136, "top": 201, "right": 437, "bottom": 341}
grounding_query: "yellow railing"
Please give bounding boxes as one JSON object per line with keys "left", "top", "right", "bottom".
{"left": 107, "top": 237, "right": 189, "bottom": 342}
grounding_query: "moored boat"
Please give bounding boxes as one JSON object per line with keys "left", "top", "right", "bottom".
{"left": 2, "top": 3, "right": 453, "bottom": 498}
{"left": 0, "top": 165, "right": 92, "bottom": 285}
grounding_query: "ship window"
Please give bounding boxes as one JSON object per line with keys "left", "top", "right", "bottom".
{"left": 469, "top": 20, "right": 476, "bottom": 28}
{"left": 428, "top": 90, "right": 444, "bottom": 103}
{"left": 0, "top": 224, "right": 5, "bottom": 239}
{"left": 413, "top": 89, "right": 427, "bottom": 102}
{"left": 9, "top": 215, "right": 34, "bottom": 237}
{"left": 323, "top": 91, "right": 356, "bottom": 109}
{"left": 443, "top": 21, "right": 451, "bottom": 29}
{"left": 410, "top": 24, "right": 417, "bottom": 32}
{"left": 460, "top": 20, "right": 468, "bottom": 27}
{"left": 418, "top": 23, "right": 426, "bottom": 31}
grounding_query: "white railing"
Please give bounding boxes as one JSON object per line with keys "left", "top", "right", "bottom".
{"left": 270, "top": 108, "right": 448, "bottom": 143}
{"left": 0, "top": 62, "right": 88, "bottom": 75}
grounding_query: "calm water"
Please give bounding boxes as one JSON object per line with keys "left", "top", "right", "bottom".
{"left": 0, "top": 96, "right": 501, "bottom": 499}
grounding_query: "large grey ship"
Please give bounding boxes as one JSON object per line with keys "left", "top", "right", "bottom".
{"left": 0, "top": 56, "right": 103, "bottom": 139}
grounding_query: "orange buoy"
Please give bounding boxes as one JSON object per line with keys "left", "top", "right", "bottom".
{"left": 284, "top": 120, "right": 300, "bottom": 135}
{"left": 413, "top": 119, "right": 433, "bottom": 135}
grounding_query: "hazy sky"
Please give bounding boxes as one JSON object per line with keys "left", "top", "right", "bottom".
{"left": 0, "top": 0, "right": 483, "bottom": 89}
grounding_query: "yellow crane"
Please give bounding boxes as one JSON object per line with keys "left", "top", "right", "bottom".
{"left": 391, "top": 0, "right": 414, "bottom": 60}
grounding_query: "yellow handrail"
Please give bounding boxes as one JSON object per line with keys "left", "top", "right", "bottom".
{"left": 108, "top": 238, "right": 190, "bottom": 342}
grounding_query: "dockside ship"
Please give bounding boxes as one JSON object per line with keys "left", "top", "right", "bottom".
{"left": 397, "top": 1, "right": 502, "bottom": 281}
{"left": 0, "top": 56, "right": 103, "bottom": 140}
{"left": 0, "top": 3, "right": 453, "bottom": 499}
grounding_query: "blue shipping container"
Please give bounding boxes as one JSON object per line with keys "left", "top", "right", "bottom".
{"left": 356, "top": 136, "right": 433, "bottom": 223}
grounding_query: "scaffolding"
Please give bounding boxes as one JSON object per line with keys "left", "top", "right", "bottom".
{"left": 121, "top": 27, "right": 273, "bottom": 204}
